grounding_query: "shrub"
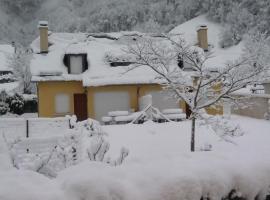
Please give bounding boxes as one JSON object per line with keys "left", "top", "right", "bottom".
{"left": 0, "top": 90, "right": 8, "bottom": 102}
{"left": 0, "top": 102, "right": 9, "bottom": 115}
{"left": 6, "top": 93, "right": 24, "bottom": 115}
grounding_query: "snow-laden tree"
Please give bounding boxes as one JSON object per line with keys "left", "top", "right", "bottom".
{"left": 125, "top": 33, "right": 270, "bottom": 151}
{"left": 8, "top": 47, "right": 33, "bottom": 94}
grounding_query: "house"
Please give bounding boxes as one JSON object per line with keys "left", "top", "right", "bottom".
{"left": 30, "top": 16, "right": 242, "bottom": 122}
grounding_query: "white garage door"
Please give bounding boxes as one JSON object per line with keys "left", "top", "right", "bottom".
{"left": 148, "top": 91, "right": 179, "bottom": 111}
{"left": 94, "top": 91, "right": 130, "bottom": 122}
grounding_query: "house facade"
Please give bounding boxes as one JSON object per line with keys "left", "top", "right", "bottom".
{"left": 31, "top": 17, "right": 232, "bottom": 122}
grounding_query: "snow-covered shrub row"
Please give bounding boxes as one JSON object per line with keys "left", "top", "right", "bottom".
{"left": 0, "top": 73, "right": 16, "bottom": 83}
{"left": 0, "top": 91, "right": 38, "bottom": 115}
{"left": 57, "top": 160, "right": 270, "bottom": 200}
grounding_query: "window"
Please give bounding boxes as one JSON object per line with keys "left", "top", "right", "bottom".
{"left": 55, "top": 93, "right": 70, "bottom": 114}
{"left": 110, "top": 62, "right": 133, "bottom": 67}
{"left": 70, "top": 55, "right": 83, "bottom": 74}
{"left": 63, "top": 54, "right": 88, "bottom": 74}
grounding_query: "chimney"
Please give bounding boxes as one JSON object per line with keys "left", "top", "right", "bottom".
{"left": 38, "top": 21, "right": 48, "bottom": 53}
{"left": 197, "top": 25, "right": 208, "bottom": 51}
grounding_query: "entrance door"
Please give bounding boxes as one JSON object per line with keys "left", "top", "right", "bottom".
{"left": 74, "top": 93, "right": 88, "bottom": 121}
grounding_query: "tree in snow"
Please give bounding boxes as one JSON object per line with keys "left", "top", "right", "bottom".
{"left": 7, "top": 46, "right": 33, "bottom": 94}
{"left": 125, "top": 33, "right": 270, "bottom": 152}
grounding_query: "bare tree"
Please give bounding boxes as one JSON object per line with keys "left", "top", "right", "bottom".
{"left": 125, "top": 34, "right": 269, "bottom": 152}
{"left": 8, "top": 46, "right": 33, "bottom": 94}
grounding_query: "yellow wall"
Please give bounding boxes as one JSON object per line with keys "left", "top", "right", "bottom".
{"left": 87, "top": 85, "right": 138, "bottom": 119}
{"left": 87, "top": 84, "right": 185, "bottom": 119}
{"left": 38, "top": 81, "right": 85, "bottom": 117}
{"left": 37, "top": 81, "right": 221, "bottom": 119}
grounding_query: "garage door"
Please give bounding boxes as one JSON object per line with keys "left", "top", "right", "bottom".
{"left": 94, "top": 91, "right": 130, "bottom": 122}
{"left": 147, "top": 91, "right": 179, "bottom": 111}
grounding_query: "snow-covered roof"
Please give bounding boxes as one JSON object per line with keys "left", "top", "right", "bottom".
{"left": 30, "top": 15, "right": 244, "bottom": 86}
{"left": 0, "top": 44, "right": 14, "bottom": 72}
{"left": 30, "top": 32, "right": 163, "bottom": 86}
{"left": 170, "top": 15, "right": 244, "bottom": 70}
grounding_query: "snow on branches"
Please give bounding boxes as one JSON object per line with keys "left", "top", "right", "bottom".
{"left": 125, "top": 34, "right": 269, "bottom": 151}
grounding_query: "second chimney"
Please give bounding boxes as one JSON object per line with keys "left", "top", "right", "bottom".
{"left": 38, "top": 21, "right": 48, "bottom": 53}
{"left": 197, "top": 25, "right": 208, "bottom": 51}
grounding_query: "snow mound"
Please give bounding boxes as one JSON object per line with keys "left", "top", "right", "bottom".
{"left": 0, "top": 170, "right": 65, "bottom": 200}
{"left": 58, "top": 159, "right": 270, "bottom": 200}
{"left": 0, "top": 134, "right": 12, "bottom": 170}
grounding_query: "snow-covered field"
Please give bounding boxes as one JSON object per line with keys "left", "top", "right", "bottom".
{"left": 0, "top": 115, "right": 270, "bottom": 200}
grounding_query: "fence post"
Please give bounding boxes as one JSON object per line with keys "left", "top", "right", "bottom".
{"left": 26, "top": 119, "right": 29, "bottom": 138}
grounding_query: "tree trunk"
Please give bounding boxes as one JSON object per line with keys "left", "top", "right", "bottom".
{"left": 191, "top": 117, "right": 196, "bottom": 152}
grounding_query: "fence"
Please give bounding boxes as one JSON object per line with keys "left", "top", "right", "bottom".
{"left": 0, "top": 117, "right": 71, "bottom": 168}
{"left": 0, "top": 117, "right": 70, "bottom": 141}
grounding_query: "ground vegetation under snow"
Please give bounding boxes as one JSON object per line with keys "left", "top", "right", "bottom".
{"left": 0, "top": 115, "right": 270, "bottom": 200}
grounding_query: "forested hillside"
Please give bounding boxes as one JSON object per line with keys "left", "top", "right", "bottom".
{"left": 0, "top": 0, "right": 269, "bottom": 46}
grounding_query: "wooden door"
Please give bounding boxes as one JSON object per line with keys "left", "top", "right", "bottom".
{"left": 74, "top": 93, "right": 88, "bottom": 121}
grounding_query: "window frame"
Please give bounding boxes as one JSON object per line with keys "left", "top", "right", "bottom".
{"left": 64, "top": 53, "right": 88, "bottom": 74}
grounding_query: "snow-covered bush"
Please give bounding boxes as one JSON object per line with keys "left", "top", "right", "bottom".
{"left": 0, "top": 73, "right": 16, "bottom": 83}
{"left": 68, "top": 115, "right": 129, "bottom": 166}
{"left": 6, "top": 93, "right": 24, "bottom": 115}
{"left": 0, "top": 102, "right": 9, "bottom": 115}
{"left": 6, "top": 116, "right": 129, "bottom": 177}
{"left": 199, "top": 115, "right": 244, "bottom": 146}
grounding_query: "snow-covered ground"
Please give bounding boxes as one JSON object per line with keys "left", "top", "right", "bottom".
{"left": 0, "top": 115, "right": 270, "bottom": 200}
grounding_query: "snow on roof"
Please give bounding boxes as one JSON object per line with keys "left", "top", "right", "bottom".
{"left": 170, "top": 15, "right": 244, "bottom": 70}
{"left": 0, "top": 44, "right": 14, "bottom": 72}
{"left": 30, "top": 32, "right": 161, "bottom": 86}
{"left": 30, "top": 15, "right": 244, "bottom": 86}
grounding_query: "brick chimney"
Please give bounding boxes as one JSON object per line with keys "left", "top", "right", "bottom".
{"left": 38, "top": 21, "right": 48, "bottom": 53}
{"left": 197, "top": 25, "right": 208, "bottom": 51}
